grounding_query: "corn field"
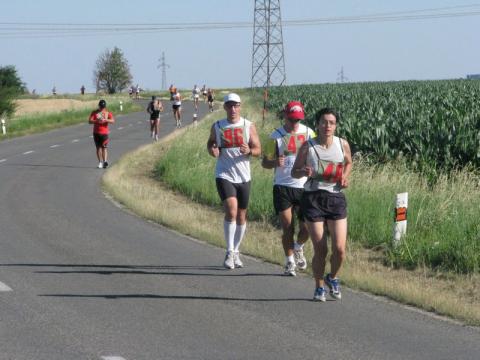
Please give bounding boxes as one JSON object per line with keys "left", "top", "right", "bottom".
{"left": 266, "top": 80, "right": 480, "bottom": 171}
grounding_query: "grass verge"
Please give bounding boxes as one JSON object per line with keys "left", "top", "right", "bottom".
{"left": 103, "top": 109, "right": 480, "bottom": 326}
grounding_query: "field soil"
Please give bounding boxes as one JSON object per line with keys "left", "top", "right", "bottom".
{"left": 14, "top": 99, "right": 98, "bottom": 117}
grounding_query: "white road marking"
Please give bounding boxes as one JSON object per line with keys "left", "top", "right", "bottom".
{"left": 137, "top": 121, "right": 142, "bottom": 124}
{"left": 117, "top": 127, "right": 124, "bottom": 130}
{"left": 50, "top": 144, "right": 60, "bottom": 148}
{"left": 23, "top": 151, "right": 34, "bottom": 155}
{"left": 101, "top": 356, "right": 126, "bottom": 360}
{"left": 0, "top": 281, "right": 12, "bottom": 292}
{"left": 72, "top": 139, "right": 79, "bottom": 143}
{"left": 0, "top": 158, "right": 6, "bottom": 163}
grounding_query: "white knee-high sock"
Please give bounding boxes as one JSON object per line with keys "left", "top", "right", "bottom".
{"left": 233, "top": 223, "right": 246, "bottom": 252}
{"left": 224, "top": 220, "right": 236, "bottom": 252}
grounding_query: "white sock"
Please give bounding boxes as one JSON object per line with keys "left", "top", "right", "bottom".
{"left": 286, "top": 255, "right": 294, "bottom": 264}
{"left": 233, "top": 223, "right": 246, "bottom": 252}
{"left": 224, "top": 221, "right": 236, "bottom": 252}
{"left": 294, "top": 242, "right": 304, "bottom": 251}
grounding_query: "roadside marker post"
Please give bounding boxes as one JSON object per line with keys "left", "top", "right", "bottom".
{"left": 393, "top": 192, "right": 408, "bottom": 246}
{"left": 119, "top": 101, "right": 123, "bottom": 112}
{"left": 1, "top": 117, "right": 6, "bottom": 135}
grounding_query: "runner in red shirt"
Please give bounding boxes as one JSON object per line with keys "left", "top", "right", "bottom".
{"left": 88, "top": 99, "right": 115, "bottom": 168}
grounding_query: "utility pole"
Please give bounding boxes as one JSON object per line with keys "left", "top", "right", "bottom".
{"left": 337, "top": 66, "right": 349, "bottom": 83}
{"left": 251, "top": 0, "right": 286, "bottom": 89}
{"left": 157, "top": 52, "right": 170, "bottom": 90}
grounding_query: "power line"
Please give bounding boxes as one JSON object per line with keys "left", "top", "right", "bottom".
{"left": 1, "top": 5, "right": 479, "bottom": 39}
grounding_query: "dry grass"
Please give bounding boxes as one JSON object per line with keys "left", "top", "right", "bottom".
{"left": 14, "top": 99, "right": 99, "bottom": 117}
{"left": 102, "top": 116, "right": 480, "bottom": 326}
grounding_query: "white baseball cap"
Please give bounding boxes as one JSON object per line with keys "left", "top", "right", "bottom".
{"left": 223, "top": 93, "right": 241, "bottom": 104}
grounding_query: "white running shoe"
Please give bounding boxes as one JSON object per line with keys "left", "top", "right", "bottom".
{"left": 233, "top": 251, "right": 243, "bottom": 268}
{"left": 223, "top": 251, "right": 235, "bottom": 269}
{"left": 283, "top": 261, "right": 296, "bottom": 276}
{"left": 98, "top": 162, "right": 103, "bottom": 169}
{"left": 294, "top": 248, "right": 307, "bottom": 270}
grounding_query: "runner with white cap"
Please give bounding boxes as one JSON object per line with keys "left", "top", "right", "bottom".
{"left": 207, "top": 93, "right": 261, "bottom": 269}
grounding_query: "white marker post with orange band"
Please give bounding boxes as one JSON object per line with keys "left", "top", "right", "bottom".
{"left": 393, "top": 192, "right": 408, "bottom": 246}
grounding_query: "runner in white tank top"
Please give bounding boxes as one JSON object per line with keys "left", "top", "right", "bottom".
{"left": 207, "top": 93, "right": 261, "bottom": 270}
{"left": 292, "top": 107, "right": 352, "bottom": 302}
{"left": 262, "top": 101, "right": 315, "bottom": 276}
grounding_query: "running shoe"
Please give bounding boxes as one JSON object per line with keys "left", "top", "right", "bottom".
{"left": 223, "top": 251, "right": 235, "bottom": 270}
{"left": 313, "top": 287, "right": 327, "bottom": 302}
{"left": 103, "top": 161, "right": 109, "bottom": 169}
{"left": 324, "top": 273, "right": 342, "bottom": 300}
{"left": 98, "top": 162, "right": 103, "bottom": 169}
{"left": 233, "top": 251, "right": 244, "bottom": 268}
{"left": 283, "top": 261, "right": 296, "bottom": 276}
{"left": 294, "top": 247, "right": 307, "bottom": 270}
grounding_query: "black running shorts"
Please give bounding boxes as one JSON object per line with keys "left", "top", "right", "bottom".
{"left": 301, "top": 190, "right": 347, "bottom": 222}
{"left": 273, "top": 185, "right": 305, "bottom": 220}
{"left": 215, "top": 178, "right": 251, "bottom": 209}
{"left": 93, "top": 133, "right": 109, "bottom": 148}
{"left": 172, "top": 104, "right": 181, "bottom": 111}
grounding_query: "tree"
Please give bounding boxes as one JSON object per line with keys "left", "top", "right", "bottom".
{"left": 0, "top": 65, "right": 26, "bottom": 118}
{"left": 93, "top": 47, "right": 132, "bottom": 94}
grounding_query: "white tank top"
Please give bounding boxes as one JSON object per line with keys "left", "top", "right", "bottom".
{"left": 214, "top": 117, "right": 252, "bottom": 183}
{"left": 173, "top": 93, "right": 181, "bottom": 106}
{"left": 304, "top": 136, "right": 345, "bottom": 193}
{"left": 268, "top": 124, "right": 315, "bottom": 188}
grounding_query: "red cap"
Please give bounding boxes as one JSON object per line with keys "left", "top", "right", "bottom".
{"left": 284, "top": 101, "right": 304, "bottom": 120}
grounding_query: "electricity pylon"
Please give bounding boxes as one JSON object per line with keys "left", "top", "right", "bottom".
{"left": 251, "top": 0, "right": 286, "bottom": 89}
{"left": 157, "top": 52, "right": 170, "bottom": 90}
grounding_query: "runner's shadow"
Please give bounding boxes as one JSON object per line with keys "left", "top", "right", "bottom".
{"left": 38, "top": 293, "right": 312, "bottom": 302}
{"left": 1, "top": 263, "right": 283, "bottom": 277}
{"left": 4, "top": 163, "right": 95, "bottom": 169}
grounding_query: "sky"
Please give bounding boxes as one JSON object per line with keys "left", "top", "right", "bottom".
{"left": 0, "top": 0, "right": 478, "bottom": 94}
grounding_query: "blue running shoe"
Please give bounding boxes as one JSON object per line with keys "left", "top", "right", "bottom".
{"left": 324, "top": 273, "right": 341, "bottom": 300}
{"left": 313, "top": 287, "right": 326, "bottom": 302}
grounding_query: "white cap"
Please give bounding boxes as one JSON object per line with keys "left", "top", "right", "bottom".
{"left": 223, "top": 93, "right": 241, "bottom": 104}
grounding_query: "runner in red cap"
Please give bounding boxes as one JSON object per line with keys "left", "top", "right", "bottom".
{"left": 262, "top": 101, "right": 315, "bottom": 276}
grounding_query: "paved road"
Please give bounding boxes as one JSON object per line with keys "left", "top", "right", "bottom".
{"left": 0, "top": 101, "right": 478, "bottom": 360}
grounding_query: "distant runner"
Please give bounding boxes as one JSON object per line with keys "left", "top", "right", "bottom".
{"left": 172, "top": 89, "right": 182, "bottom": 127}
{"left": 192, "top": 84, "right": 201, "bottom": 111}
{"left": 207, "top": 88, "right": 215, "bottom": 112}
{"left": 201, "top": 84, "right": 207, "bottom": 103}
{"left": 88, "top": 99, "right": 115, "bottom": 169}
{"left": 206, "top": 93, "right": 261, "bottom": 269}
{"left": 146, "top": 96, "right": 164, "bottom": 141}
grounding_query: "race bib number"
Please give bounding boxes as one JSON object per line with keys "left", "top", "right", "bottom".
{"left": 315, "top": 160, "right": 343, "bottom": 183}
{"left": 220, "top": 127, "right": 244, "bottom": 148}
{"left": 282, "top": 133, "right": 306, "bottom": 156}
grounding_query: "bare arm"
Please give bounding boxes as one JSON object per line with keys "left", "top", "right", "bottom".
{"left": 241, "top": 123, "right": 261, "bottom": 157}
{"left": 291, "top": 142, "right": 313, "bottom": 178}
{"left": 340, "top": 138, "right": 352, "bottom": 188}
{"left": 206, "top": 123, "right": 220, "bottom": 158}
